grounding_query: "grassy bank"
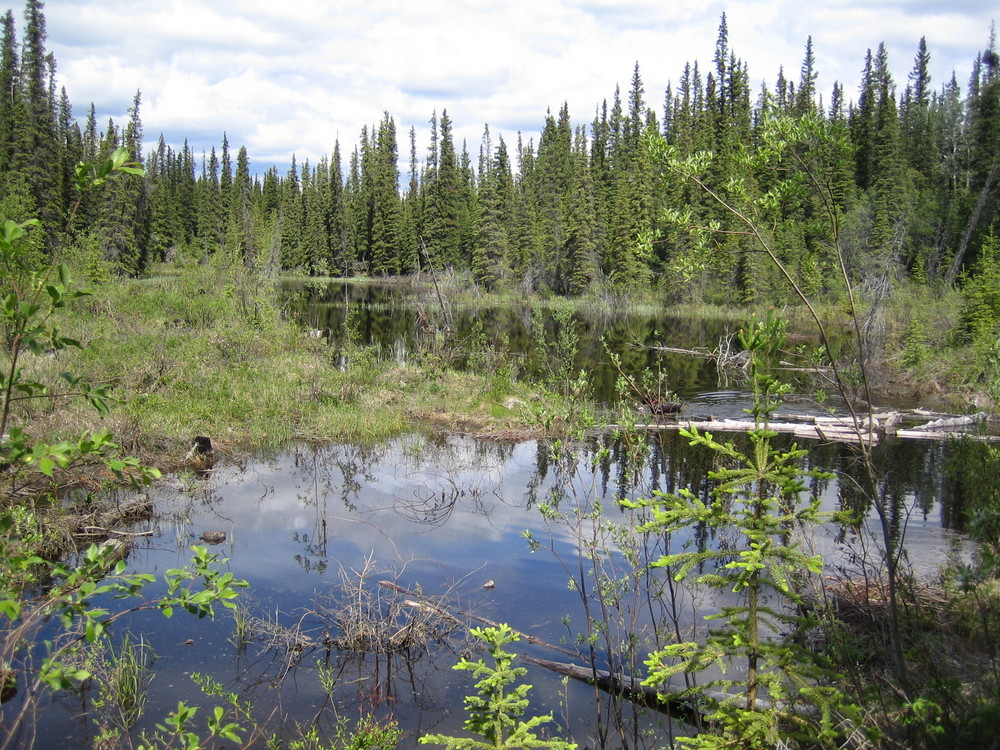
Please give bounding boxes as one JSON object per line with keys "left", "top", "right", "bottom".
{"left": 19, "top": 263, "right": 547, "bottom": 469}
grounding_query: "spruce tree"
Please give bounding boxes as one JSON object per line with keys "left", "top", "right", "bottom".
{"left": 278, "top": 155, "right": 305, "bottom": 269}
{"left": 509, "top": 133, "right": 542, "bottom": 283}
{"left": 220, "top": 132, "right": 233, "bottom": 216}
{"left": 473, "top": 127, "right": 512, "bottom": 289}
{"left": 900, "top": 37, "right": 940, "bottom": 276}
{"left": 0, "top": 10, "right": 18, "bottom": 177}
{"left": 56, "top": 87, "right": 81, "bottom": 221}
{"left": 423, "top": 109, "right": 462, "bottom": 269}
{"left": 369, "top": 112, "right": 401, "bottom": 276}
{"left": 566, "top": 126, "right": 599, "bottom": 294}
{"left": 196, "top": 145, "right": 223, "bottom": 255}
{"left": 964, "top": 36, "right": 1000, "bottom": 271}
{"left": 302, "top": 156, "right": 332, "bottom": 274}
{"left": 532, "top": 105, "right": 573, "bottom": 292}
{"left": 342, "top": 146, "right": 363, "bottom": 274}
{"left": 869, "top": 43, "right": 905, "bottom": 253}
{"left": 11, "top": 0, "right": 58, "bottom": 235}
{"left": 795, "top": 36, "right": 818, "bottom": 116}
{"left": 606, "top": 66, "right": 653, "bottom": 288}
{"left": 224, "top": 144, "right": 259, "bottom": 270}
{"left": 397, "top": 125, "right": 420, "bottom": 273}
{"left": 852, "top": 49, "right": 878, "bottom": 191}
{"left": 328, "top": 139, "right": 348, "bottom": 273}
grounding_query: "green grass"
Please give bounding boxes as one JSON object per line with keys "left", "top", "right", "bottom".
{"left": 17, "top": 264, "right": 548, "bottom": 465}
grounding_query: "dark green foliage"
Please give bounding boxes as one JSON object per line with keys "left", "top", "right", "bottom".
{"left": 473, "top": 127, "right": 513, "bottom": 289}
{"left": 369, "top": 113, "right": 401, "bottom": 276}
{"left": 0, "top": 0, "right": 996, "bottom": 310}
{"left": 423, "top": 110, "right": 464, "bottom": 270}
{"left": 958, "top": 231, "right": 1000, "bottom": 344}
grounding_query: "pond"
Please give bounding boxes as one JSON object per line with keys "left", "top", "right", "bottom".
{"left": 282, "top": 278, "right": 760, "bottom": 410}
{"left": 23, "top": 280, "right": 984, "bottom": 748}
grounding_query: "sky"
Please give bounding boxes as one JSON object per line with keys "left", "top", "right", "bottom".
{"left": 35, "top": 0, "right": 998, "bottom": 177}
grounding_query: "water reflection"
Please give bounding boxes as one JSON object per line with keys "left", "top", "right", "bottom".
{"left": 43, "top": 427, "right": 972, "bottom": 748}
{"left": 283, "top": 279, "right": 741, "bottom": 406}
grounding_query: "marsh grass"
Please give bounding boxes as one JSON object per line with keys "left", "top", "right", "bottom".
{"left": 87, "top": 633, "right": 156, "bottom": 732}
{"left": 315, "top": 557, "right": 459, "bottom": 655}
{"left": 230, "top": 602, "right": 257, "bottom": 652}
{"left": 16, "top": 265, "right": 547, "bottom": 464}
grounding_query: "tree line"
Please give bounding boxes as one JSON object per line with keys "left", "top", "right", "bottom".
{"left": 1, "top": 1, "right": 998, "bottom": 303}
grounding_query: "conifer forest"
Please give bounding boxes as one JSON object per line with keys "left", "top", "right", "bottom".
{"left": 1, "top": 2, "right": 997, "bottom": 306}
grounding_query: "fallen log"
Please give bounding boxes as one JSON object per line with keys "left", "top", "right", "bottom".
{"left": 522, "top": 656, "right": 703, "bottom": 724}
{"left": 893, "top": 428, "right": 1000, "bottom": 442}
{"left": 603, "top": 419, "right": 881, "bottom": 446}
{"left": 793, "top": 426, "right": 878, "bottom": 447}
{"left": 881, "top": 411, "right": 902, "bottom": 435}
{"left": 602, "top": 412, "right": 1000, "bottom": 445}
{"left": 909, "top": 411, "right": 987, "bottom": 431}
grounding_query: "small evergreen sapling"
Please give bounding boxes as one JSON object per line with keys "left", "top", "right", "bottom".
{"left": 626, "top": 318, "right": 860, "bottom": 749}
{"left": 419, "top": 624, "right": 576, "bottom": 750}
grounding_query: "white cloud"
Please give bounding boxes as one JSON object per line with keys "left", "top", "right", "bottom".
{"left": 40, "top": 0, "right": 996, "bottom": 175}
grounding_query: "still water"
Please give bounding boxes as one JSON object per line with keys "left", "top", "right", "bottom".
{"left": 33, "top": 281, "right": 977, "bottom": 748}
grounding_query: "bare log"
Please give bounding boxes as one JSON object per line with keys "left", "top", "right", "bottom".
{"left": 894, "top": 428, "right": 1000, "bottom": 442}
{"left": 909, "top": 411, "right": 987, "bottom": 432}
{"left": 652, "top": 345, "right": 714, "bottom": 358}
{"left": 522, "top": 656, "right": 703, "bottom": 723}
{"left": 601, "top": 412, "right": 1000, "bottom": 445}
{"left": 881, "top": 411, "right": 902, "bottom": 435}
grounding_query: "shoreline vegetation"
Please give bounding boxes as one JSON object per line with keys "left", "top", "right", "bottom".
{"left": 18, "top": 260, "right": 995, "bottom": 473}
